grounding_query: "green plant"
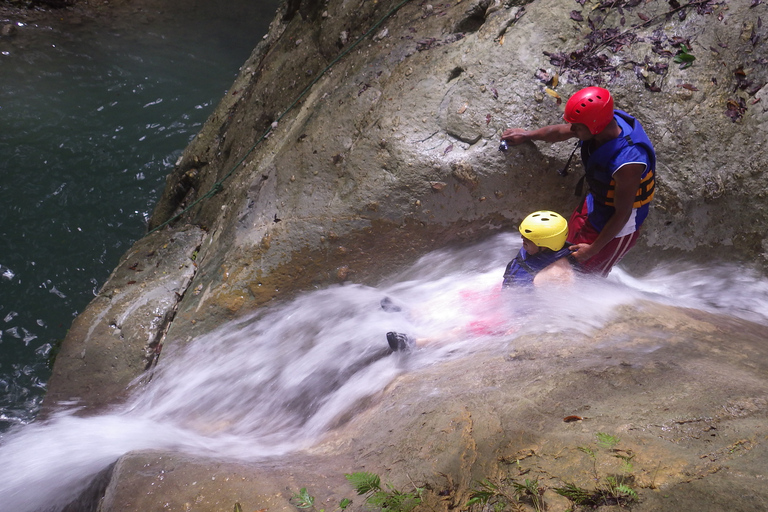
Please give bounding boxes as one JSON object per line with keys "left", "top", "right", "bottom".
{"left": 290, "top": 487, "right": 350, "bottom": 512}
{"left": 577, "top": 445, "right": 598, "bottom": 481}
{"left": 553, "top": 433, "right": 638, "bottom": 509}
{"left": 604, "top": 476, "right": 638, "bottom": 502}
{"left": 673, "top": 44, "right": 696, "bottom": 69}
{"left": 595, "top": 432, "right": 620, "bottom": 449}
{"left": 553, "top": 483, "right": 595, "bottom": 506}
{"left": 614, "top": 452, "right": 635, "bottom": 473}
{"left": 291, "top": 472, "right": 422, "bottom": 512}
{"left": 467, "top": 478, "right": 546, "bottom": 512}
{"left": 345, "top": 472, "right": 423, "bottom": 512}
{"left": 292, "top": 488, "right": 315, "bottom": 509}
{"left": 511, "top": 479, "right": 544, "bottom": 512}
{"left": 466, "top": 479, "right": 525, "bottom": 512}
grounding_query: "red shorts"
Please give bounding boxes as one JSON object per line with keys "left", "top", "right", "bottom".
{"left": 567, "top": 199, "right": 640, "bottom": 277}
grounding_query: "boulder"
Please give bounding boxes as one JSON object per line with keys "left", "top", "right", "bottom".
{"left": 42, "top": 225, "right": 203, "bottom": 414}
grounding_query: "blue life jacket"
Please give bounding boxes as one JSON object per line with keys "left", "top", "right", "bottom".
{"left": 580, "top": 110, "right": 656, "bottom": 231}
{"left": 502, "top": 245, "right": 573, "bottom": 288}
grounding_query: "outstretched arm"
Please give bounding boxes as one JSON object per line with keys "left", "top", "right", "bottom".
{"left": 501, "top": 124, "right": 575, "bottom": 145}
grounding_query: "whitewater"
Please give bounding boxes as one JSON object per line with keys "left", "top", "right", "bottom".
{"left": 1, "top": 233, "right": 766, "bottom": 512}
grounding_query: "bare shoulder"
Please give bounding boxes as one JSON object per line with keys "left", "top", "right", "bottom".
{"left": 533, "top": 257, "right": 574, "bottom": 287}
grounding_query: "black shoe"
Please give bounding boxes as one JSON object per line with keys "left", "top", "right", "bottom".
{"left": 387, "top": 331, "right": 413, "bottom": 352}
{"left": 380, "top": 297, "right": 402, "bottom": 313}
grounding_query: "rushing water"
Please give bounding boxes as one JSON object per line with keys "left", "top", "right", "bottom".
{"left": 0, "top": 0, "right": 280, "bottom": 430}
{"left": 0, "top": 232, "right": 767, "bottom": 511}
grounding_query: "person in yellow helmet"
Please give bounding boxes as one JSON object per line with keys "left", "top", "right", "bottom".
{"left": 501, "top": 210, "right": 575, "bottom": 288}
{"left": 386, "top": 211, "right": 574, "bottom": 351}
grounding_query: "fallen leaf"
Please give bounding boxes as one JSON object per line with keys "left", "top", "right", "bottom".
{"left": 444, "top": 144, "right": 454, "bottom": 154}
{"left": 570, "top": 10, "right": 584, "bottom": 21}
{"left": 457, "top": 103, "right": 468, "bottom": 114}
{"left": 544, "top": 87, "right": 562, "bottom": 104}
{"left": 431, "top": 181, "right": 447, "bottom": 190}
{"left": 638, "top": 12, "right": 650, "bottom": 21}
{"left": 646, "top": 82, "right": 662, "bottom": 92}
{"left": 563, "top": 415, "right": 583, "bottom": 422}
{"left": 680, "top": 83, "right": 699, "bottom": 91}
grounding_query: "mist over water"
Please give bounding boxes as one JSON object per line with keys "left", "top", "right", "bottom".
{"left": 1, "top": 232, "right": 767, "bottom": 511}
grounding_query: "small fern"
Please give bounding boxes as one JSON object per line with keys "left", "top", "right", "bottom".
{"left": 346, "top": 472, "right": 382, "bottom": 495}
{"left": 345, "top": 472, "right": 422, "bottom": 512}
{"left": 604, "top": 476, "right": 638, "bottom": 502}
{"left": 292, "top": 488, "right": 315, "bottom": 509}
{"left": 614, "top": 452, "right": 635, "bottom": 473}
{"left": 466, "top": 479, "right": 500, "bottom": 506}
{"left": 553, "top": 483, "right": 595, "bottom": 506}
{"left": 595, "top": 432, "right": 620, "bottom": 449}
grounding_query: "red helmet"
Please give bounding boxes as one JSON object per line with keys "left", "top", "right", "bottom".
{"left": 563, "top": 87, "right": 614, "bottom": 134}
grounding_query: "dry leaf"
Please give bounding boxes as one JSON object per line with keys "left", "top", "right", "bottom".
{"left": 544, "top": 87, "right": 562, "bottom": 104}
{"left": 457, "top": 103, "right": 468, "bottom": 114}
{"left": 431, "top": 181, "right": 447, "bottom": 190}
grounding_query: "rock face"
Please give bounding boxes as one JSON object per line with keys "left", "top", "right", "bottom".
{"left": 147, "top": 0, "right": 768, "bottom": 344}
{"left": 43, "top": 225, "right": 203, "bottom": 414}
{"left": 36, "top": 0, "right": 768, "bottom": 509}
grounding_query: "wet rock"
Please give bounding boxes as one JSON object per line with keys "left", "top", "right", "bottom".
{"left": 41, "top": 225, "right": 204, "bottom": 414}
{"left": 95, "top": 304, "right": 768, "bottom": 512}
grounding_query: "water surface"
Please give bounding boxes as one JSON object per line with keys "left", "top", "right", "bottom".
{"left": 0, "top": 0, "right": 281, "bottom": 429}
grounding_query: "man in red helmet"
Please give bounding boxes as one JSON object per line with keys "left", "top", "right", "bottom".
{"left": 500, "top": 87, "right": 656, "bottom": 277}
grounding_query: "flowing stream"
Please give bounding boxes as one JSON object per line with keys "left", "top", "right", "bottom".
{"left": 0, "top": 232, "right": 767, "bottom": 511}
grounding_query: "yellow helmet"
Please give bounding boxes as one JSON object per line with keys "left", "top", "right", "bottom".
{"left": 518, "top": 211, "right": 568, "bottom": 251}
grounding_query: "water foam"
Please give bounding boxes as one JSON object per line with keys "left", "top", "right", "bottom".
{"left": 1, "top": 234, "right": 765, "bottom": 511}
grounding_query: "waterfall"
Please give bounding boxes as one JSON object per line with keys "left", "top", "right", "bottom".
{"left": 1, "top": 233, "right": 766, "bottom": 512}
